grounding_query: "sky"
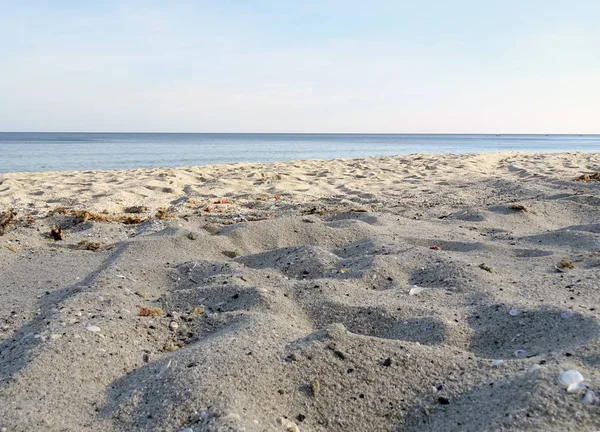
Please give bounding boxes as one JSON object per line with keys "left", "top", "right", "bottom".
{"left": 0, "top": 1, "right": 599, "bottom": 133}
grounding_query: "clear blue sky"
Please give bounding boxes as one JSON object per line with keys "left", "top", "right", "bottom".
{"left": 1, "top": 1, "right": 598, "bottom": 133}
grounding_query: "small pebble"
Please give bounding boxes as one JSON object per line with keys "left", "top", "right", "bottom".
{"left": 382, "top": 357, "right": 393, "bottom": 367}
{"left": 478, "top": 263, "right": 495, "bottom": 273}
{"left": 509, "top": 309, "right": 521, "bottom": 316}
{"left": 334, "top": 350, "right": 346, "bottom": 360}
{"left": 560, "top": 311, "right": 574, "bottom": 319}
{"left": 178, "top": 428, "right": 193, "bottom": 432}
{"left": 169, "top": 321, "right": 179, "bottom": 331}
{"left": 438, "top": 396, "right": 450, "bottom": 405}
{"left": 514, "top": 349, "right": 526, "bottom": 358}
{"left": 203, "top": 223, "right": 221, "bottom": 235}
{"left": 186, "top": 232, "right": 198, "bottom": 240}
{"left": 86, "top": 325, "right": 101, "bottom": 332}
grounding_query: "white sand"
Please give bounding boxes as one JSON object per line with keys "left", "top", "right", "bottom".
{"left": 1, "top": 152, "right": 600, "bottom": 431}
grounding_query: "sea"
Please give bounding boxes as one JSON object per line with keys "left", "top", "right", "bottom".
{"left": 1, "top": 133, "right": 598, "bottom": 173}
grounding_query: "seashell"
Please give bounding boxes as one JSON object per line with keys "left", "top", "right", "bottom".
{"left": 86, "top": 325, "right": 101, "bottom": 332}
{"left": 492, "top": 359, "right": 504, "bottom": 367}
{"left": 156, "top": 359, "right": 171, "bottom": 378}
{"left": 514, "top": 349, "right": 526, "bottom": 358}
{"left": 409, "top": 286, "right": 428, "bottom": 296}
{"left": 559, "top": 370, "right": 585, "bottom": 393}
{"left": 560, "top": 311, "right": 574, "bottom": 319}
{"left": 509, "top": 309, "right": 520, "bottom": 316}
{"left": 582, "top": 390, "right": 597, "bottom": 405}
{"left": 169, "top": 321, "right": 179, "bottom": 331}
{"left": 278, "top": 417, "right": 300, "bottom": 432}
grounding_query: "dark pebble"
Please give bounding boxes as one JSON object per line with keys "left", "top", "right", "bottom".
{"left": 334, "top": 350, "right": 346, "bottom": 360}
{"left": 382, "top": 357, "right": 393, "bottom": 367}
{"left": 438, "top": 397, "right": 450, "bottom": 405}
{"left": 296, "top": 414, "right": 306, "bottom": 422}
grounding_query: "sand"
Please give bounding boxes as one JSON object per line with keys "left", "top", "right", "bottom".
{"left": 1, "top": 151, "right": 600, "bottom": 431}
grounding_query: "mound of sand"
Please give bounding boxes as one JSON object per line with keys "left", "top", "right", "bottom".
{"left": 1, "top": 152, "right": 600, "bottom": 431}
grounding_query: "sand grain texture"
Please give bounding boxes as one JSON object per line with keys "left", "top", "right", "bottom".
{"left": 1, "top": 152, "right": 600, "bottom": 431}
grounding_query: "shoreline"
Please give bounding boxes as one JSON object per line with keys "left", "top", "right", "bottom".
{"left": 0, "top": 150, "right": 596, "bottom": 176}
{"left": 2, "top": 150, "right": 596, "bottom": 173}
{"left": 1, "top": 151, "right": 600, "bottom": 431}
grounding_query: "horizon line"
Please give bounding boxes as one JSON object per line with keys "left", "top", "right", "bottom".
{"left": 1, "top": 131, "right": 598, "bottom": 135}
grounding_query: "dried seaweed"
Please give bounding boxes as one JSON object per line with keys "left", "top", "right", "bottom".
{"left": 123, "top": 206, "right": 149, "bottom": 214}
{"left": 77, "top": 240, "right": 103, "bottom": 251}
{"left": 0, "top": 209, "right": 17, "bottom": 236}
{"left": 574, "top": 172, "right": 600, "bottom": 182}
{"left": 557, "top": 259, "right": 575, "bottom": 270}
{"left": 478, "top": 263, "right": 495, "bottom": 273}
{"left": 302, "top": 207, "right": 326, "bottom": 216}
{"left": 139, "top": 307, "right": 163, "bottom": 317}
{"left": 508, "top": 204, "right": 528, "bottom": 212}
{"left": 155, "top": 207, "right": 176, "bottom": 219}
{"left": 120, "top": 215, "right": 149, "bottom": 224}
{"left": 69, "top": 209, "right": 149, "bottom": 225}
{"left": 245, "top": 216, "right": 274, "bottom": 222}
{"left": 186, "top": 200, "right": 201, "bottom": 207}
{"left": 47, "top": 206, "right": 67, "bottom": 216}
{"left": 50, "top": 226, "right": 64, "bottom": 241}
{"left": 191, "top": 306, "right": 205, "bottom": 315}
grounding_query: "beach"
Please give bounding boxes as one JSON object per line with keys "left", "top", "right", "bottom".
{"left": 1, "top": 151, "right": 600, "bottom": 431}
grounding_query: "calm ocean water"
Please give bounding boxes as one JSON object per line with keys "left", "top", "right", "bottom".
{"left": 1, "top": 133, "right": 599, "bottom": 173}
